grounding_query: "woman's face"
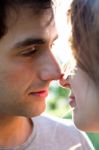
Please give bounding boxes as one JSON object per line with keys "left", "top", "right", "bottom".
{"left": 60, "top": 67, "right": 99, "bottom": 132}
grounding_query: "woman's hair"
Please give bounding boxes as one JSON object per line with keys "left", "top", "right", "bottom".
{"left": 0, "top": 0, "right": 54, "bottom": 39}
{"left": 68, "top": 0, "right": 99, "bottom": 84}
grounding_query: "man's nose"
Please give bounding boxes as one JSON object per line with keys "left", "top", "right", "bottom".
{"left": 39, "top": 52, "right": 62, "bottom": 81}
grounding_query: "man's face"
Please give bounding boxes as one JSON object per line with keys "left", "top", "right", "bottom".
{"left": 0, "top": 8, "right": 61, "bottom": 117}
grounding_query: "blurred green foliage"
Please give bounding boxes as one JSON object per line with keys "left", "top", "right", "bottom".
{"left": 46, "top": 81, "right": 72, "bottom": 118}
{"left": 46, "top": 83, "right": 99, "bottom": 150}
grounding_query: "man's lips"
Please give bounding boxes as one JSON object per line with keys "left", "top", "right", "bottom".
{"left": 29, "top": 90, "right": 48, "bottom": 98}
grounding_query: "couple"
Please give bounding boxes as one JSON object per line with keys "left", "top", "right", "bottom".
{"left": 0, "top": 0, "right": 97, "bottom": 149}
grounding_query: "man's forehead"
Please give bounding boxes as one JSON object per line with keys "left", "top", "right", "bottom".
{"left": 1, "top": 6, "right": 57, "bottom": 48}
{"left": 6, "top": 6, "right": 55, "bottom": 29}
{"left": 12, "top": 22, "right": 58, "bottom": 49}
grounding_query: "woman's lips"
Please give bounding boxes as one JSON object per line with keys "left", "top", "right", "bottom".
{"left": 69, "top": 96, "right": 76, "bottom": 108}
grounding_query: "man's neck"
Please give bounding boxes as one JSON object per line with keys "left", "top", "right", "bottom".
{"left": 0, "top": 115, "right": 33, "bottom": 148}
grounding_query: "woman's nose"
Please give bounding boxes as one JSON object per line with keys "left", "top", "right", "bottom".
{"left": 59, "top": 75, "right": 71, "bottom": 88}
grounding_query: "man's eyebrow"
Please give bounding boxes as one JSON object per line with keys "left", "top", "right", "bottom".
{"left": 14, "top": 35, "right": 58, "bottom": 49}
{"left": 14, "top": 38, "right": 46, "bottom": 49}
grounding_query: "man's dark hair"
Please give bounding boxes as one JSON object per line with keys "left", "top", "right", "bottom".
{"left": 0, "top": 0, "right": 53, "bottom": 38}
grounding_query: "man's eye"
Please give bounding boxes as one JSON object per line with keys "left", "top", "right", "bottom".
{"left": 20, "top": 47, "right": 37, "bottom": 57}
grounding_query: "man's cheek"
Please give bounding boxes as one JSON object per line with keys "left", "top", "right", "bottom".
{"left": 1, "top": 69, "right": 24, "bottom": 89}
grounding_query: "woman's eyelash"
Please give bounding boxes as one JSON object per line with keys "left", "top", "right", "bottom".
{"left": 50, "top": 43, "right": 55, "bottom": 48}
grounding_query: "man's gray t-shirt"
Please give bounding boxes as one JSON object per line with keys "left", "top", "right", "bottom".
{"left": 0, "top": 115, "right": 94, "bottom": 150}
